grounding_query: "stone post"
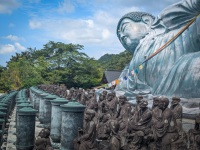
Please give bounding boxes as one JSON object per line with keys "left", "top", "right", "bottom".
{"left": 43, "top": 94, "right": 58, "bottom": 129}
{"left": 38, "top": 93, "right": 49, "bottom": 124}
{"left": 34, "top": 91, "right": 43, "bottom": 110}
{"left": 16, "top": 103, "right": 33, "bottom": 129}
{"left": 50, "top": 98, "right": 69, "bottom": 143}
{"left": 16, "top": 107, "right": 37, "bottom": 150}
{"left": 60, "top": 102, "right": 86, "bottom": 150}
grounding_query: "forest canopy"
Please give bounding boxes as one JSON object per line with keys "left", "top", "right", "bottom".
{"left": 0, "top": 41, "right": 132, "bottom": 92}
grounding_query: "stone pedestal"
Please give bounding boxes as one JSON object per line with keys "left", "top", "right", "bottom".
{"left": 16, "top": 103, "right": 33, "bottom": 129}
{"left": 60, "top": 102, "right": 86, "bottom": 150}
{"left": 50, "top": 98, "right": 69, "bottom": 143}
{"left": 34, "top": 91, "right": 43, "bottom": 110}
{"left": 38, "top": 93, "right": 49, "bottom": 124}
{"left": 16, "top": 107, "right": 37, "bottom": 150}
{"left": 43, "top": 95, "right": 58, "bottom": 129}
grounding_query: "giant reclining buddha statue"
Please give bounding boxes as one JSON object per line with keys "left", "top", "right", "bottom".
{"left": 115, "top": 0, "right": 200, "bottom": 114}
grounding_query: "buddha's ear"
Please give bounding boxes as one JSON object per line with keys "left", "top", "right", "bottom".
{"left": 142, "top": 15, "right": 154, "bottom": 26}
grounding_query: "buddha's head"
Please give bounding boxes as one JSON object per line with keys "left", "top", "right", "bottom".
{"left": 117, "top": 12, "right": 155, "bottom": 53}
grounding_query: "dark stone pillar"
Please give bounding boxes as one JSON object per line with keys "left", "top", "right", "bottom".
{"left": 50, "top": 98, "right": 69, "bottom": 143}
{"left": 60, "top": 102, "right": 86, "bottom": 150}
{"left": 16, "top": 107, "right": 37, "bottom": 150}
{"left": 43, "top": 95, "right": 58, "bottom": 129}
{"left": 38, "top": 93, "right": 49, "bottom": 124}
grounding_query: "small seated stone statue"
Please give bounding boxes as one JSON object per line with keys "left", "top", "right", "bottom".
{"left": 34, "top": 129, "right": 53, "bottom": 150}
{"left": 127, "top": 99, "right": 152, "bottom": 150}
{"left": 105, "top": 92, "right": 119, "bottom": 118}
{"left": 115, "top": 95, "right": 132, "bottom": 149}
{"left": 188, "top": 113, "right": 200, "bottom": 150}
{"left": 153, "top": 97, "right": 179, "bottom": 150}
{"left": 109, "top": 120, "right": 121, "bottom": 150}
{"left": 97, "top": 113, "right": 111, "bottom": 140}
{"left": 170, "top": 97, "right": 183, "bottom": 132}
{"left": 74, "top": 109, "right": 97, "bottom": 150}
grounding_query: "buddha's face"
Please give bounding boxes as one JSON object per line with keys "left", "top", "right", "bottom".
{"left": 117, "top": 18, "right": 149, "bottom": 53}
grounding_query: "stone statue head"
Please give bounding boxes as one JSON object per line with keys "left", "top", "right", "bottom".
{"left": 139, "top": 99, "right": 148, "bottom": 109}
{"left": 152, "top": 96, "right": 160, "bottom": 108}
{"left": 171, "top": 97, "right": 180, "bottom": 106}
{"left": 136, "top": 95, "right": 143, "bottom": 104}
{"left": 107, "top": 93, "right": 114, "bottom": 101}
{"left": 85, "top": 109, "right": 95, "bottom": 122}
{"left": 102, "top": 90, "right": 108, "bottom": 96}
{"left": 119, "top": 95, "right": 127, "bottom": 105}
{"left": 99, "top": 93, "right": 104, "bottom": 101}
{"left": 117, "top": 12, "right": 155, "bottom": 53}
{"left": 159, "top": 96, "right": 169, "bottom": 110}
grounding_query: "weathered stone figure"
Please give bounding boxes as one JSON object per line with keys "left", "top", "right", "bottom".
{"left": 98, "top": 93, "right": 106, "bottom": 114}
{"left": 170, "top": 97, "right": 183, "bottom": 131}
{"left": 97, "top": 113, "right": 111, "bottom": 140}
{"left": 154, "top": 97, "right": 178, "bottom": 150}
{"left": 116, "top": 0, "right": 200, "bottom": 98}
{"left": 115, "top": 95, "right": 132, "bottom": 149}
{"left": 34, "top": 129, "right": 53, "bottom": 150}
{"left": 74, "top": 109, "right": 97, "bottom": 150}
{"left": 152, "top": 96, "right": 160, "bottom": 110}
{"left": 127, "top": 99, "right": 152, "bottom": 150}
{"left": 106, "top": 92, "right": 118, "bottom": 118}
{"left": 188, "top": 114, "right": 200, "bottom": 150}
{"left": 109, "top": 120, "right": 121, "bottom": 150}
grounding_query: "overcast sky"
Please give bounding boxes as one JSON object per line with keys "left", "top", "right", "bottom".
{"left": 0, "top": 0, "right": 181, "bottom": 66}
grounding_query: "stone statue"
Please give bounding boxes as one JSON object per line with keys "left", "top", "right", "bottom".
{"left": 116, "top": 0, "right": 200, "bottom": 98}
{"left": 152, "top": 96, "right": 160, "bottom": 110}
{"left": 153, "top": 97, "right": 179, "bottom": 150}
{"left": 170, "top": 97, "right": 183, "bottom": 132}
{"left": 109, "top": 120, "right": 121, "bottom": 150}
{"left": 127, "top": 99, "right": 152, "bottom": 150}
{"left": 97, "top": 113, "right": 111, "bottom": 140}
{"left": 34, "top": 129, "right": 53, "bottom": 150}
{"left": 74, "top": 109, "right": 97, "bottom": 150}
{"left": 105, "top": 92, "right": 118, "bottom": 118}
{"left": 85, "top": 90, "right": 97, "bottom": 107}
{"left": 188, "top": 113, "right": 200, "bottom": 150}
{"left": 116, "top": 95, "right": 132, "bottom": 149}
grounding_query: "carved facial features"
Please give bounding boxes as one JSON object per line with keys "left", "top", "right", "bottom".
{"left": 158, "top": 99, "right": 166, "bottom": 110}
{"left": 117, "top": 18, "right": 149, "bottom": 53}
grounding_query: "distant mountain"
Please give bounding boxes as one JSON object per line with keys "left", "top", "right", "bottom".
{"left": 97, "top": 50, "right": 132, "bottom": 71}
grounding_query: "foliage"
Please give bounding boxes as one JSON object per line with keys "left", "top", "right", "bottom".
{"left": 97, "top": 50, "right": 132, "bottom": 70}
{"left": 0, "top": 41, "right": 104, "bottom": 92}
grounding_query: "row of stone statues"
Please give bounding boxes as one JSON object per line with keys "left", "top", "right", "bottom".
{"left": 37, "top": 84, "right": 200, "bottom": 149}
{"left": 73, "top": 90, "right": 200, "bottom": 150}
{"left": 38, "top": 84, "right": 93, "bottom": 103}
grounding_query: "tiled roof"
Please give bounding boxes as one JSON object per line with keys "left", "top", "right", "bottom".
{"left": 103, "top": 70, "right": 122, "bottom": 83}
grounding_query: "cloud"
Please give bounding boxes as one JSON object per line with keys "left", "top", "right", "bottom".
{"left": 3, "top": 35, "right": 20, "bottom": 41}
{"left": 27, "top": 0, "right": 181, "bottom": 59}
{"left": 57, "top": 0, "right": 75, "bottom": 13}
{"left": 0, "top": 44, "right": 15, "bottom": 54}
{"left": 0, "top": 43, "right": 26, "bottom": 54}
{"left": 14, "top": 42, "right": 26, "bottom": 51}
{"left": 29, "top": 20, "right": 42, "bottom": 29}
{"left": 0, "top": 0, "right": 20, "bottom": 14}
